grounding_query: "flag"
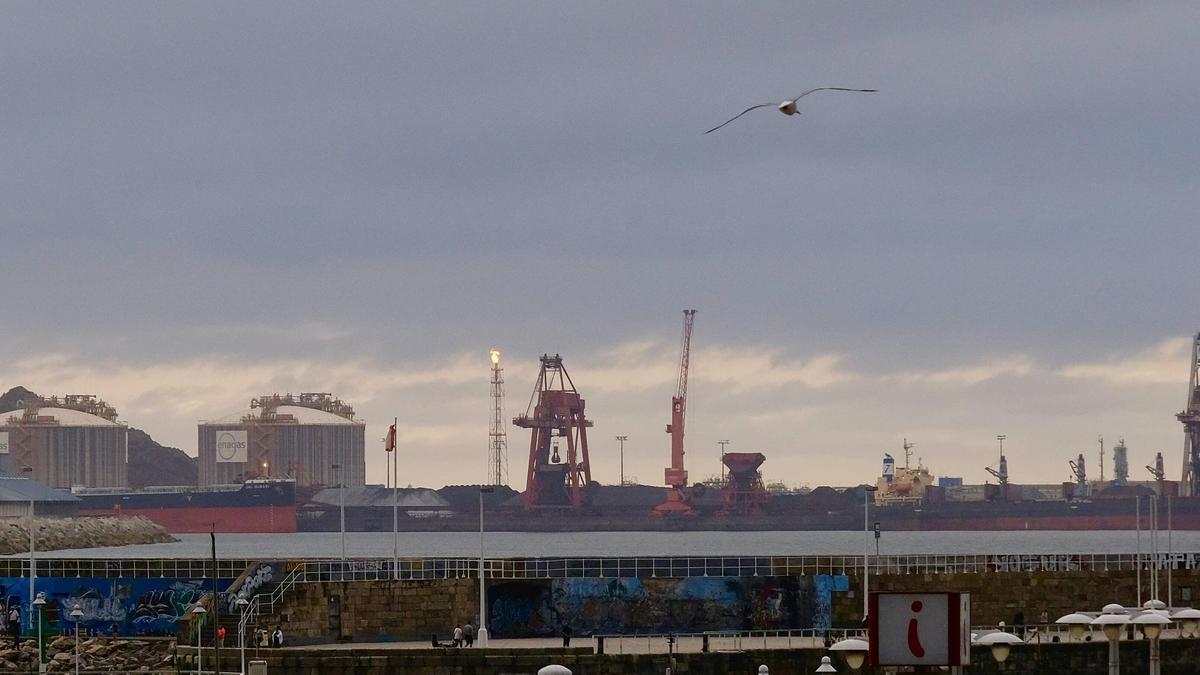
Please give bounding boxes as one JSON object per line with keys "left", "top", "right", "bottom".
{"left": 385, "top": 422, "right": 397, "bottom": 453}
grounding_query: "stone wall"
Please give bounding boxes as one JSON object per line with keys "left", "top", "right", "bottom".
{"left": 265, "top": 579, "right": 478, "bottom": 643}
{"left": 831, "top": 567, "right": 1200, "bottom": 626}
{"left": 0, "top": 515, "right": 176, "bottom": 555}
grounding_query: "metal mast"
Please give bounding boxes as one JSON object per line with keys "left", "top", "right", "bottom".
{"left": 656, "top": 309, "right": 696, "bottom": 515}
{"left": 1179, "top": 333, "right": 1200, "bottom": 496}
{"left": 488, "top": 349, "right": 508, "bottom": 486}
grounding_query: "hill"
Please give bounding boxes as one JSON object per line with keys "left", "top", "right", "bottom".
{"left": 1, "top": 386, "right": 197, "bottom": 488}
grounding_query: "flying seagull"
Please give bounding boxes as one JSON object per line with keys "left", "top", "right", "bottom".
{"left": 704, "top": 87, "right": 878, "bottom": 134}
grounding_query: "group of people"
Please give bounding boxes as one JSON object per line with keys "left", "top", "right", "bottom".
{"left": 450, "top": 622, "right": 475, "bottom": 647}
{"left": 252, "top": 625, "right": 286, "bottom": 648}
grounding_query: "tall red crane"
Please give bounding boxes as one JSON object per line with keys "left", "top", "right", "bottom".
{"left": 655, "top": 309, "right": 697, "bottom": 515}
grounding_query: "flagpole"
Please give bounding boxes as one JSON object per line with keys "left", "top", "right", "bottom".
{"left": 392, "top": 417, "right": 399, "bottom": 581}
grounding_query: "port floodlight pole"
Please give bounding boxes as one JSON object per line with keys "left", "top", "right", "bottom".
{"left": 390, "top": 418, "right": 399, "bottom": 582}
{"left": 863, "top": 485, "right": 876, "bottom": 622}
{"left": 1136, "top": 496, "right": 1142, "bottom": 608}
{"left": 22, "top": 465, "right": 35, "bottom": 639}
{"left": 211, "top": 526, "right": 221, "bottom": 675}
{"left": 1168, "top": 495, "right": 1173, "bottom": 607}
{"left": 478, "top": 486, "right": 494, "bottom": 647}
{"left": 616, "top": 436, "right": 628, "bottom": 485}
{"left": 332, "top": 462, "right": 346, "bottom": 580}
{"left": 32, "top": 593, "right": 44, "bottom": 674}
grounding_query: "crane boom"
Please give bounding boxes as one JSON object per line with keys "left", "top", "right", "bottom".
{"left": 656, "top": 309, "right": 697, "bottom": 516}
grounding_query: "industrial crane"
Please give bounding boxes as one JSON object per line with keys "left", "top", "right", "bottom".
{"left": 655, "top": 309, "right": 696, "bottom": 516}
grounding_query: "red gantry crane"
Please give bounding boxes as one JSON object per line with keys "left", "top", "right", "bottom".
{"left": 655, "top": 309, "right": 697, "bottom": 516}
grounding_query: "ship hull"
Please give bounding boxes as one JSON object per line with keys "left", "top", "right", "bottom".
{"left": 75, "top": 479, "right": 298, "bottom": 534}
{"left": 80, "top": 504, "right": 298, "bottom": 533}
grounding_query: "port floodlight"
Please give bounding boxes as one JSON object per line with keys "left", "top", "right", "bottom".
{"left": 1056, "top": 612, "right": 1094, "bottom": 641}
{"left": 974, "top": 631, "right": 1023, "bottom": 663}
{"left": 814, "top": 655, "right": 838, "bottom": 673}
{"left": 829, "top": 638, "right": 868, "bottom": 670}
{"left": 1091, "top": 611, "right": 1129, "bottom": 642}
{"left": 1132, "top": 611, "right": 1171, "bottom": 640}
{"left": 1170, "top": 608, "right": 1200, "bottom": 636}
{"left": 490, "top": 349, "right": 501, "bottom": 365}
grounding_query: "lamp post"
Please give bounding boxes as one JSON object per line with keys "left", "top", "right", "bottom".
{"left": 331, "top": 462, "right": 346, "bottom": 575}
{"left": 236, "top": 597, "right": 249, "bottom": 675}
{"left": 21, "top": 465, "right": 35, "bottom": 627}
{"left": 1132, "top": 611, "right": 1170, "bottom": 675}
{"left": 1056, "top": 612, "right": 1094, "bottom": 642}
{"left": 192, "top": 605, "right": 207, "bottom": 675}
{"left": 32, "top": 593, "right": 45, "bottom": 674}
{"left": 1091, "top": 604, "right": 1129, "bottom": 675}
{"left": 1170, "top": 607, "right": 1200, "bottom": 637}
{"left": 975, "top": 630, "right": 1023, "bottom": 665}
{"left": 862, "top": 485, "right": 877, "bottom": 622}
{"left": 829, "top": 638, "right": 868, "bottom": 671}
{"left": 69, "top": 605, "right": 83, "bottom": 675}
{"left": 478, "top": 486, "right": 494, "bottom": 647}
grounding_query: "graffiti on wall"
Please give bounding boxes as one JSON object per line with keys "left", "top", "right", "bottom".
{"left": 487, "top": 574, "right": 846, "bottom": 638}
{"left": 225, "top": 561, "right": 278, "bottom": 613}
{"left": 1, "top": 577, "right": 232, "bottom": 636}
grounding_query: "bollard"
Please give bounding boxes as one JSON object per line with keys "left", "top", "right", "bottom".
{"left": 248, "top": 659, "right": 268, "bottom": 675}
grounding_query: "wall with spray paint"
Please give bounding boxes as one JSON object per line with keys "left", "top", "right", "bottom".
{"left": 1, "top": 577, "right": 233, "bottom": 636}
{"left": 488, "top": 574, "right": 846, "bottom": 638}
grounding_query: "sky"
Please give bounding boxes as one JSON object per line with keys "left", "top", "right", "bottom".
{"left": 2, "top": 2, "right": 1198, "bottom": 490}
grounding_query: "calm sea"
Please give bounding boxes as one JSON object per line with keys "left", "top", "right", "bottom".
{"left": 9, "top": 530, "right": 1200, "bottom": 559}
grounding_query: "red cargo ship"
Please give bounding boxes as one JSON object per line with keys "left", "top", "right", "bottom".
{"left": 74, "top": 478, "right": 297, "bottom": 533}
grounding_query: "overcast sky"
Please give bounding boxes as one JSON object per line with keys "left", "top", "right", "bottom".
{"left": 2, "top": 2, "right": 1198, "bottom": 490}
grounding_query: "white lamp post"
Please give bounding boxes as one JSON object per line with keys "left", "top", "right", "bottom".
{"left": 1170, "top": 607, "right": 1200, "bottom": 637}
{"left": 862, "top": 485, "right": 877, "bottom": 623}
{"left": 478, "top": 486, "right": 494, "bottom": 647}
{"left": 32, "top": 593, "right": 45, "bottom": 674}
{"left": 69, "top": 605, "right": 83, "bottom": 675}
{"left": 829, "top": 638, "right": 868, "bottom": 671}
{"left": 192, "top": 605, "right": 207, "bottom": 675}
{"left": 815, "top": 655, "right": 838, "bottom": 673}
{"left": 1091, "top": 605, "right": 1129, "bottom": 675}
{"left": 1055, "top": 612, "right": 1094, "bottom": 642}
{"left": 21, "top": 466, "right": 35, "bottom": 625}
{"left": 975, "top": 630, "right": 1024, "bottom": 664}
{"left": 236, "top": 597, "right": 249, "bottom": 675}
{"left": 1133, "top": 611, "right": 1170, "bottom": 675}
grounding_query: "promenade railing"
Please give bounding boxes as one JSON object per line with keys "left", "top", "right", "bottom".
{"left": 6, "top": 552, "right": 1200, "bottom": 579}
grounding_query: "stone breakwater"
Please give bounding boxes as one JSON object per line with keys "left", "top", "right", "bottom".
{"left": 0, "top": 516, "right": 176, "bottom": 555}
{"left": 0, "top": 636, "right": 175, "bottom": 672}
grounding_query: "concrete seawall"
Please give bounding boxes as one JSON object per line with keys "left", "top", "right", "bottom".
{"left": 0, "top": 515, "right": 176, "bottom": 555}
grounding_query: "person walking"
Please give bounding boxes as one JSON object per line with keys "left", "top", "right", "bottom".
{"left": 452, "top": 624, "right": 463, "bottom": 648}
{"left": 463, "top": 622, "right": 475, "bottom": 647}
{"left": 217, "top": 625, "right": 226, "bottom": 647}
{"left": 7, "top": 605, "right": 20, "bottom": 645}
{"left": 271, "top": 625, "right": 284, "bottom": 648}
{"left": 561, "top": 623, "right": 572, "bottom": 648}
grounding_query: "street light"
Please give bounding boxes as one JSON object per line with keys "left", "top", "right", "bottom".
{"left": 236, "top": 597, "right": 249, "bottom": 675}
{"left": 69, "top": 605, "right": 83, "bottom": 675}
{"left": 829, "top": 638, "right": 868, "bottom": 670}
{"left": 331, "top": 463, "right": 346, "bottom": 571}
{"left": 975, "top": 630, "right": 1023, "bottom": 664}
{"left": 1056, "top": 612, "right": 1094, "bottom": 642}
{"left": 815, "top": 655, "right": 838, "bottom": 673}
{"left": 32, "top": 593, "right": 45, "bottom": 674}
{"left": 1170, "top": 607, "right": 1200, "bottom": 637}
{"left": 21, "top": 465, "right": 35, "bottom": 626}
{"left": 478, "top": 486, "right": 494, "bottom": 647}
{"left": 862, "top": 485, "right": 877, "bottom": 622}
{"left": 1133, "top": 611, "right": 1171, "bottom": 675}
{"left": 1091, "top": 604, "right": 1129, "bottom": 675}
{"left": 191, "top": 605, "right": 207, "bottom": 675}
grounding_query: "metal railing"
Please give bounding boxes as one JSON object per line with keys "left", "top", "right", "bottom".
{"left": 7, "top": 552, "right": 1200, "bottom": 579}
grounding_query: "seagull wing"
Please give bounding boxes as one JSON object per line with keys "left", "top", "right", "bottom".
{"left": 704, "top": 103, "right": 775, "bottom": 134}
{"left": 789, "top": 87, "right": 878, "bottom": 102}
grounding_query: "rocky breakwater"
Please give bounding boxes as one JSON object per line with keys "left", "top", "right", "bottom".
{"left": 0, "top": 636, "right": 175, "bottom": 672}
{"left": 0, "top": 516, "right": 176, "bottom": 555}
